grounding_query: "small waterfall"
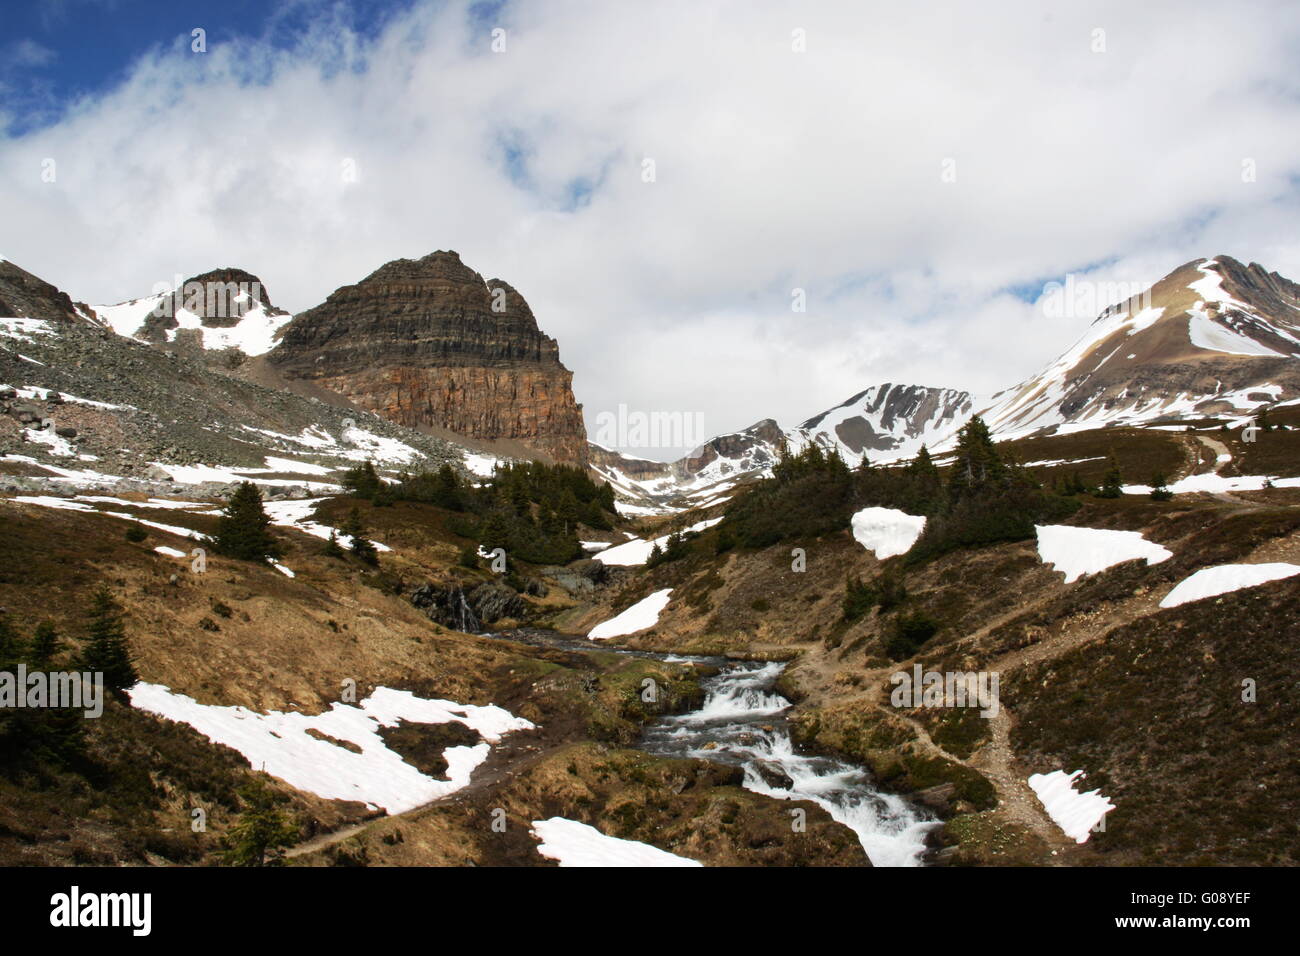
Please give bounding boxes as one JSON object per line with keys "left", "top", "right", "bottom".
{"left": 452, "top": 587, "right": 480, "bottom": 634}
{"left": 642, "top": 660, "right": 937, "bottom": 867}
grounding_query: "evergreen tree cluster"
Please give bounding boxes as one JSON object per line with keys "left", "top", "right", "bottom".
{"left": 0, "top": 589, "right": 138, "bottom": 768}
{"left": 340, "top": 461, "right": 395, "bottom": 506}
{"left": 721, "top": 417, "right": 1080, "bottom": 562}
{"left": 365, "top": 458, "right": 618, "bottom": 566}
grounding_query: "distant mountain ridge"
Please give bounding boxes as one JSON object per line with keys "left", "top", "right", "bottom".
{"left": 7, "top": 249, "right": 1298, "bottom": 509}
{"left": 590, "top": 384, "right": 972, "bottom": 511}
{"left": 593, "top": 255, "right": 1300, "bottom": 511}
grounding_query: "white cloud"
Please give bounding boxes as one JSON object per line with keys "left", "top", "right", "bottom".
{"left": 3, "top": 0, "right": 1300, "bottom": 459}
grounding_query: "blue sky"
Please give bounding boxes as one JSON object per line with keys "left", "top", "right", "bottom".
{"left": 2, "top": 0, "right": 413, "bottom": 133}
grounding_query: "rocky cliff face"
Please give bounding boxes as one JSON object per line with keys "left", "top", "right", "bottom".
{"left": 0, "top": 258, "right": 91, "bottom": 324}
{"left": 269, "top": 251, "right": 587, "bottom": 465}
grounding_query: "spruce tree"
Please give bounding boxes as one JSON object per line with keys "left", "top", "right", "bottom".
{"left": 431, "top": 463, "right": 462, "bottom": 509}
{"left": 321, "top": 529, "right": 344, "bottom": 558}
{"left": 28, "top": 621, "right": 63, "bottom": 667}
{"left": 948, "top": 416, "right": 1004, "bottom": 498}
{"left": 80, "top": 587, "right": 138, "bottom": 697}
{"left": 1097, "top": 453, "right": 1124, "bottom": 498}
{"left": 213, "top": 482, "right": 281, "bottom": 562}
{"left": 341, "top": 507, "right": 378, "bottom": 565}
{"left": 342, "top": 460, "right": 381, "bottom": 500}
{"left": 223, "top": 776, "right": 300, "bottom": 867}
{"left": 1149, "top": 473, "right": 1173, "bottom": 501}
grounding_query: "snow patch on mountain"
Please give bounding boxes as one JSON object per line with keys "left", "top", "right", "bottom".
{"left": 850, "top": 507, "right": 927, "bottom": 559}
{"left": 127, "top": 683, "right": 534, "bottom": 813}
{"left": 593, "top": 518, "right": 723, "bottom": 566}
{"left": 1035, "top": 525, "right": 1173, "bottom": 583}
{"left": 530, "top": 817, "right": 701, "bottom": 867}
{"left": 91, "top": 292, "right": 292, "bottom": 356}
{"left": 1159, "top": 563, "right": 1300, "bottom": 609}
{"left": 0, "top": 317, "right": 57, "bottom": 343}
{"left": 589, "top": 589, "right": 673, "bottom": 639}
{"left": 1028, "top": 770, "right": 1114, "bottom": 844}
{"left": 1188, "top": 306, "right": 1287, "bottom": 357}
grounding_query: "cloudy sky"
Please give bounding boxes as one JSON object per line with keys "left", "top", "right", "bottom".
{"left": 4, "top": 0, "right": 1300, "bottom": 459}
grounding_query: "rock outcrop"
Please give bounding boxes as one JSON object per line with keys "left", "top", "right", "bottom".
{"left": 0, "top": 258, "right": 91, "bottom": 324}
{"left": 136, "top": 267, "right": 285, "bottom": 344}
{"left": 269, "top": 251, "right": 587, "bottom": 465}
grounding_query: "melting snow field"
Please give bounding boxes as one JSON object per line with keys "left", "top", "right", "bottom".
{"left": 262, "top": 498, "right": 392, "bottom": 552}
{"left": 0, "top": 317, "right": 56, "bottom": 343}
{"left": 588, "top": 589, "right": 673, "bottom": 640}
{"left": 1159, "top": 563, "right": 1300, "bottom": 609}
{"left": 1124, "top": 473, "right": 1300, "bottom": 496}
{"left": 1035, "top": 525, "right": 1173, "bottom": 583}
{"left": 530, "top": 817, "right": 702, "bottom": 867}
{"left": 593, "top": 517, "right": 723, "bottom": 566}
{"left": 850, "top": 507, "right": 927, "bottom": 559}
{"left": 127, "top": 684, "right": 533, "bottom": 813}
{"left": 1028, "top": 770, "right": 1114, "bottom": 844}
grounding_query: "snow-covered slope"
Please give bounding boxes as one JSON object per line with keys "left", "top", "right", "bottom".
{"left": 90, "top": 267, "right": 293, "bottom": 357}
{"left": 789, "top": 383, "right": 972, "bottom": 463}
{"left": 978, "top": 256, "right": 1300, "bottom": 439}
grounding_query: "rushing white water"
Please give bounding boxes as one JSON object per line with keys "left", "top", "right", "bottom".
{"left": 642, "top": 661, "right": 937, "bottom": 867}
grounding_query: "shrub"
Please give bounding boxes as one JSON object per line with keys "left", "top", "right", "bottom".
{"left": 842, "top": 575, "right": 877, "bottom": 621}
{"left": 885, "top": 610, "right": 940, "bottom": 661}
{"left": 124, "top": 525, "right": 147, "bottom": 543}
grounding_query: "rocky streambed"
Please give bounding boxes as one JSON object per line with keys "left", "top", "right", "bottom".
{"left": 490, "top": 627, "right": 937, "bottom": 866}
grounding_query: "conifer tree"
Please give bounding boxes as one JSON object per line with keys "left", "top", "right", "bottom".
{"left": 80, "top": 588, "right": 138, "bottom": 697}
{"left": 321, "top": 529, "right": 344, "bottom": 558}
{"left": 213, "top": 482, "right": 281, "bottom": 562}
{"left": 28, "top": 621, "right": 62, "bottom": 667}
{"left": 434, "top": 463, "right": 460, "bottom": 508}
{"left": 341, "top": 507, "right": 378, "bottom": 565}
{"left": 480, "top": 508, "right": 512, "bottom": 554}
{"left": 223, "top": 776, "right": 300, "bottom": 867}
{"left": 1149, "top": 473, "right": 1173, "bottom": 501}
{"left": 948, "top": 416, "right": 1005, "bottom": 498}
{"left": 342, "top": 460, "right": 382, "bottom": 500}
{"left": 1097, "top": 452, "right": 1124, "bottom": 498}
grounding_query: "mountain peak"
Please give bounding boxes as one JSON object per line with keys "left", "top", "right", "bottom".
{"left": 269, "top": 251, "right": 587, "bottom": 464}
{"left": 980, "top": 254, "right": 1300, "bottom": 437}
